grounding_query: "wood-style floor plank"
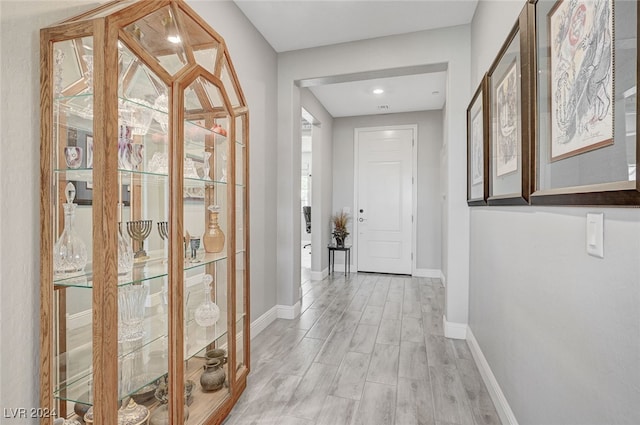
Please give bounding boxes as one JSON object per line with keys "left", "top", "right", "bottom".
{"left": 359, "top": 305, "right": 383, "bottom": 326}
{"left": 224, "top": 373, "right": 301, "bottom": 425}
{"left": 296, "top": 307, "right": 324, "bottom": 330}
{"left": 348, "top": 324, "right": 378, "bottom": 354}
{"left": 425, "top": 334, "right": 457, "bottom": 368}
{"left": 283, "top": 362, "right": 339, "bottom": 421}
{"left": 382, "top": 301, "right": 403, "bottom": 320}
{"left": 401, "top": 316, "right": 424, "bottom": 343}
{"left": 316, "top": 395, "right": 359, "bottom": 425}
{"left": 225, "top": 273, "right": 501, "bottom": 425}
{"left": 354, "top": 381, "right": 396, "bottom": 425}
{"left": 376, "top": 318, "right": 401, "bottom": 345}
{"left": 278, "top": 337, "right": 325, "bottom": 376}
{"left": 429, "top": 366, "right": 475, "bottom": 425}
{"left": 396, "top": 376, "right": 436, "bottom": 425}
{"left": 398, "top": 341, "right": 429, "bottom": 380}
{"left": 367, "top": 280, "right": 390, "bottom": 307}
{"left": 366, "top": 343, "right": 399, "bottom": 386}
{"left": 329, "top": 351, "right": 371, "bottom": 400}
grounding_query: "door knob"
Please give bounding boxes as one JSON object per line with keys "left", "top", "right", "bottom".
{"left": 359, "top": 218, "right": 364, "bottom": 222}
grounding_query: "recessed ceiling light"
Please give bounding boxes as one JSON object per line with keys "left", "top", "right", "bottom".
{"left": 373, "top": 88, "right": 384, "bottom": 95}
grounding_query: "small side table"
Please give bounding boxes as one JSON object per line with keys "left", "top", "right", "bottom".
{"left": 328, "top": 244, "right": 351, "bottom": 275}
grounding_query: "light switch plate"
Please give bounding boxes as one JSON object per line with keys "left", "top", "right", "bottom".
{"left": 586, "top": 212, "right": 604, "bottom": 258}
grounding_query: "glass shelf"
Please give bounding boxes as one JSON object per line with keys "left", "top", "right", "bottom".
{"left": 55, "top": 94, "right": 168, "bottom": 119}
{"left": 236, "top": 312, "right": 247, "bottom": 323}
{"left": 54, "top": 252, "right": 228, "bottom": 288}
{"left": 55, "top": 168, "right": 168, "bottom": 182}
{"left": 54, "top": 335, "right": 170, "bottom": 405}
{"left": 55, "top": 305, "right": 229, "bottom": 405}
{"left": 53, "top": 168, "right": 227, "bottom": 187}
{"left": 54, "top": 94, "right": 238, "bottom": 147}
{"left": 185, "top": 311, "right": 229, "bottom": 360}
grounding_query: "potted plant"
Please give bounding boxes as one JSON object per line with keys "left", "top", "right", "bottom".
{"left": 331, "top": 211, "right": 350, "bottom": 247}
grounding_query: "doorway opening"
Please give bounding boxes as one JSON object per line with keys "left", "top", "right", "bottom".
{"left": 300, "top": 109, "right": 314, "bottom": 285}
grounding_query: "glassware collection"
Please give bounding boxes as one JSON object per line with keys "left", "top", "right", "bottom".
{"left": 194, "top": 274, "right": 221, "bottom": 327}
{"left": 53, "top": 182, "right": 88, "bottom": 275}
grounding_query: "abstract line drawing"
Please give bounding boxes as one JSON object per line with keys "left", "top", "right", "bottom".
{"left": 495, "top": 60, "right": 519, "bottom": 177}
{"left": 549, "top": 0, "right": 614, "bottom": 161}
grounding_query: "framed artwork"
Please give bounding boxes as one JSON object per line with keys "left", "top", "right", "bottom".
{"left": 487, "top": 3, "right": 532, "bottom": 206}
{"left": 467, "top": 74, "right": 489, "bottom": 205}
{"left": 548, "top": 0, "right": 614, "bottom": 161}
{"left": 530, "top": 0, "right": 639, "bottom": 205}
{"left": 495, "top": 60, "right": 519, "bottom": 176}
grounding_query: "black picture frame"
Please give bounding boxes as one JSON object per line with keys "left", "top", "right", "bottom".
{"left": 467, "top": 74, "right": 490, "bottom": 205}
{"left": 529, "top": 0, "right": 640, "bottom": 206}
{"left": 487, "top": 3, "right": 533, "bottom": 206}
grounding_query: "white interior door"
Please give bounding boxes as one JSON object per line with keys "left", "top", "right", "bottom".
{"left": 356, "top": 127, "right": 413, "bottom": 274}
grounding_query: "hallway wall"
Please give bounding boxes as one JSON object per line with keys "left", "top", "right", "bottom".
{"left": 277, "top": 25, "right": 471, "bottom": 328}
{"left": 469, "top": 1, "right": 640, "bottom": 424}
{"left": 189, "top": 0, "right": 279, "bottom": 335}
{"left": 332, "top": 111, "right": 443, "bottom": 273}
{"left": 0, "top": 1, "right": 278, "bottom": 420}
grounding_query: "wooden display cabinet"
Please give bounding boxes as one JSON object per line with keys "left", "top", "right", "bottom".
{"left": 39, "top": 1, "right": 250, "bottom": 423}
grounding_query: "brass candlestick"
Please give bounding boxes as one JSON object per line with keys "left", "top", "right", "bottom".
{"left": 126, "top": 220, "right": 152, "bottom": 260}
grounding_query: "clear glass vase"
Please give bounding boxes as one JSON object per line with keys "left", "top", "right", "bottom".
{"left": 118, "top": 283, "right": 149, "bottom": 342}
{"left": 53, "top": 182, "right": 88, "bottom": 274}
{"left": 118, "top": 223, "right": 134, "bottom": 275}
{"left": 194, "top": 274, "right": 220, "bottom": 327}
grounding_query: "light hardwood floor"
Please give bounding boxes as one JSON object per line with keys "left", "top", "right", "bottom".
{"left": 224, "top": 273, "right": 501, "bottom": 425}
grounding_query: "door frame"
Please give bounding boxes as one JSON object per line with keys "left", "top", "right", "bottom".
{"left": 353, "top": 124, "right": 418, "bottom": 275}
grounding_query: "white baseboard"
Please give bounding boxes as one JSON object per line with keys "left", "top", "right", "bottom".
{"left": 250, "top": 301, "right": 302, "bottom": 340}
{"left": 443, "top": 315, "right": 467, "bottom": 340}
{"left": 276, "top": 301, "right": 301, "bottom": 320}
{"left": 250, "top": 305, "right": 277, "bottom": 339}
{"left": 68, "top": 309, "right": 92, "bottom": 330}
{"left": 467, "top": 328, "right": 519, "bottom": 425}
{"left": 413, "top": 268, "right": 442, "bottom": 278}
{"left": 310, "top": 268, "right": 328, "bottom": 281}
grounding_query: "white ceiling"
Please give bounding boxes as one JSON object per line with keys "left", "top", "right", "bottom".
{"left": 308, "top": 71, "right": 447, "bottom": 118}
{"left": 234, "top": 0, "right": 478, "bottom": 117}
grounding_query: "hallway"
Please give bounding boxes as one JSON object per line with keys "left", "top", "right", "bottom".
{"left": 224, "top": 273, "right": 501, "bottom": 425}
